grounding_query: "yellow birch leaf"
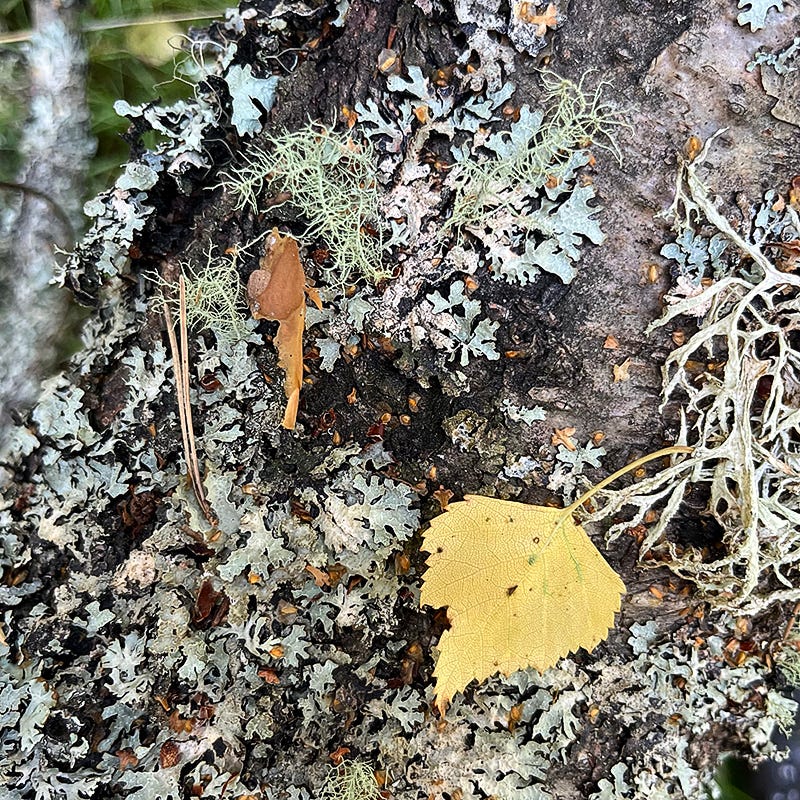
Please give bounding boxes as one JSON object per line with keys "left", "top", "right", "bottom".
{"left": 419, "top": 446, "right": 692, "bottom": 714}
{"left": 420, "top": 496, "right": 624, "bottom": 713}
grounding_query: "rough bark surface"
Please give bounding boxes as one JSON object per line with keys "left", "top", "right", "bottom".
{"left": 2, "top": 2, "right": 799, "bottom": 799}
{"left": 0, "top": 0, "right": 93, "bottom": 425}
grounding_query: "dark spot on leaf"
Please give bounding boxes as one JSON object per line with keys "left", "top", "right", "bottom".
{"left": 506, "top": 585, "right": 518, "bottom": 596}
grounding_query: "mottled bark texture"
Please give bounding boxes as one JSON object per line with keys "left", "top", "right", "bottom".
{"left": 0, "top": 0, "right": 93, "bottom": 426}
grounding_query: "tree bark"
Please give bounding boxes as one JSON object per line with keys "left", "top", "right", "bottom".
{"left": 1, "top": 2, "right": 798, "bottom": 799}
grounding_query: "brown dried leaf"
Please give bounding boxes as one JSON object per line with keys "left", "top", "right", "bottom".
{"left": 304, "top": 563, "right": 330, "bottom": 587}
{"left": 613, "top": 358, "right": 632, "bottom": 383}
{"left": 191, "top": 579, "right": 230, "bottom": 629}
{"left": 247, "top": 229, "right": 308, "bottom": 429}
{"left": 551, "top": 426, "right": 577, "bottom": 451}
{"left": 518, "top": 2, "right": 558, "bottom": 35}
{"left": 116, "top": 749, "right": 139, "bottom": 771}
{"left": 433, "top": 486, "right": 454, "bottom": 510}
{"left": 603, "top": 334, "right": 619, "bottom": 350}
{"left": 159, "top": 740, "right": 181, "bottom": 768}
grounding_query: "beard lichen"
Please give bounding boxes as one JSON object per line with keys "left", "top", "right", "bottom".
{"left": 442, "top": 72, "right": 623, "bottom": 285}
{"left": 157, "top": 244, "right": 250, "bottom": 345}
{"left": 221, "top": 124, "right": 384, "bottom": 289}
{"left": 446, "top": 71, "right": 621, "bottom": 235}
{"left": 318, "top": 759, "right": 382, "bottom": 800}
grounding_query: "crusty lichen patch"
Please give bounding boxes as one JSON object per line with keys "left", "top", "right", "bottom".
{"left": 0, "top": 3, "right": 794, "bottom": 800}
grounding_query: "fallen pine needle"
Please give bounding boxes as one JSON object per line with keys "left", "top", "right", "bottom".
{"left": 163, "top": 274, "right": 217, "bottom": 526}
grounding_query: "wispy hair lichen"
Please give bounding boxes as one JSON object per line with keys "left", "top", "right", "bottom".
{"left": 318, "top": 759, "right": 382, "bottom": 800}
{"left": 222, "top": 123, "right": 384, "bottom": 288}
{"left": 158, "top": 244, "right": 249, "bottom": 344}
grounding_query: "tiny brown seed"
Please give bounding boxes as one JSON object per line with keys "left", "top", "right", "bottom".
{"left": 159, "top": 740, "right": 181, "bottom": 769}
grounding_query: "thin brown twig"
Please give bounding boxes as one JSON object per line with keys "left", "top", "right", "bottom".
{"left": 163, "top": 279, "right": 216, "bottom": 526}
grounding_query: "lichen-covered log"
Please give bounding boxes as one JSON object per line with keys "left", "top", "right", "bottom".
{"left": 2, "top": 2, "right": 800, "bottom": 799}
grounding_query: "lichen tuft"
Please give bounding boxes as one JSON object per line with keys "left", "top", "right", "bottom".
{"left": 222, "top": 124, "right": 384, "bottom": 288}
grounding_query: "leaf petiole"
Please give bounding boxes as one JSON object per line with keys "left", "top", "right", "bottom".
{"left": 534, "top": 445, "right": 694, "bottom": 557}
{"left": 562, "top": 445, "right": 693, "bottom": 519}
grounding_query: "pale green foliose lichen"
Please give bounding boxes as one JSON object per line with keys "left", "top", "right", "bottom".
{"left": 0, "top": 5, "right": 791, "bottom": 800}
{"left": 736, "top": 0, "right": 784, "bottom": 31}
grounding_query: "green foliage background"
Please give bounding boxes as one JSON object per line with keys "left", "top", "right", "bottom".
{"left": 0, "top": 0, "right": 224, "bottom": 195}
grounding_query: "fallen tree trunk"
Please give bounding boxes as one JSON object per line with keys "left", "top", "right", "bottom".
{"left": 2, "top": 2, "right": 800, "bottom": 799}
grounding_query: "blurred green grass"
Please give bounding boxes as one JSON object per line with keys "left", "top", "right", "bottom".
{"left": 0, "top": 0, "right": 226, "bottom": 376}
{"left": 0, "top": 0, "right": 225, "bottom": 195}
{"left": 712, "top": 757, "right": 757, "bottom": 800}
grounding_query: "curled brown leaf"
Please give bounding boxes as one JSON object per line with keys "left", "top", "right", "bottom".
{"left": 247, "top": 228, "right": 308, "bottom": 429}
